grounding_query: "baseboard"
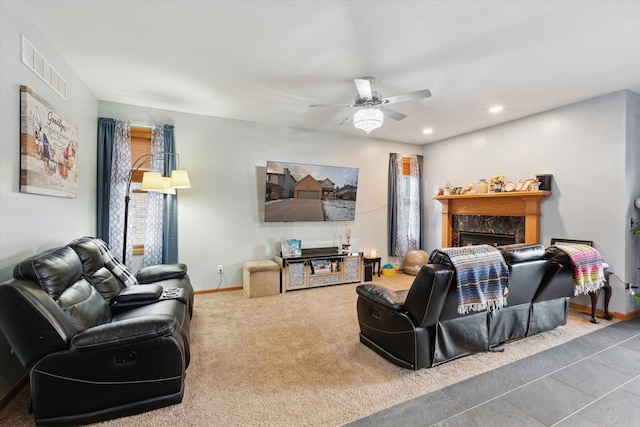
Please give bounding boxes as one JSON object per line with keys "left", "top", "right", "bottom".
{"left": 194, "top": 271, "right": 409, "bottom": 295}
{"left": 195, "top": 286, "right": 242, "bottom": 294}
{"left": 0, "top": 373, "right": 28, "bottom": 411}
{"left": 569, "top": 302, "right": 640, "bottom": 321}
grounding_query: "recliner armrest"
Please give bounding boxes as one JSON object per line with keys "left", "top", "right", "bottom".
{"left": 356, "top": 284, "right": 407, "bottom": 310}
{"left": 136, "top": 263, "right": 187, "bottom": 284}
{"left": 70, "top": 314, "right": 177, "bottom": 351}
{"left": 113, "top": 284, "right": 163, "bottom": 303}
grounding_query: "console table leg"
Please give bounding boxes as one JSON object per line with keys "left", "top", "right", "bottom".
{"left": 588, "top": 279, "right": 613, "bottom": 324}
{"left": 602, "top": 282, "right": 612, "bottom": 320}
{"left": 589, "top": 291, "right": 599, "bottom": 324}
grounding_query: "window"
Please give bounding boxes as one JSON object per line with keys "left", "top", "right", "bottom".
{"left": 402, "top": 156, "right": 411, "bottom": 176}
{"left": 388, "top": 154, "right": 423, "bottom": 259}
{"left": 398, "top": 157, "right": 420, "bottom": 252}
{"left": 130, "top": 127, "right": 151, "bottom": 255}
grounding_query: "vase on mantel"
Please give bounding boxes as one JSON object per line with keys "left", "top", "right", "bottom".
{"left": 477, "top": 179, "right": 489, "bottom": 194}
{"left": 493, "top": 184, "right": 502, "bottom": 192}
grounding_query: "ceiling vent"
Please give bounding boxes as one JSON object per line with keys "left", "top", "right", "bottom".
{"left": 21, "top": 35, "right": 67, "bottom": 100}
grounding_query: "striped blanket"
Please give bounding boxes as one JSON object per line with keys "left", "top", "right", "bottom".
{"left": 429, "top": 245, "right": 509, "bottom": 315}
{"left": 554, "top": 244, "right": 605, "bottom": 296}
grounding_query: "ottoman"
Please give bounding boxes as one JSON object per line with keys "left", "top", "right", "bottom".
{"left": 243, "top": 260, "right": 280, "bottom": 298}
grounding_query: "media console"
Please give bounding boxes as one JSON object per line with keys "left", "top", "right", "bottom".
{"left": 274, "top": 246, "right": 363, "bottom": 292}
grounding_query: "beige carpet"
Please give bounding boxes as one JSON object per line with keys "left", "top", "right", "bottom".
{"left": 1, "top": 273, "right": 618, "bottom": 426}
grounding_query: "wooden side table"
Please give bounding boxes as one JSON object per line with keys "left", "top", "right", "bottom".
{"left": 363, "top": 256, "right": 382, "bottom": 277}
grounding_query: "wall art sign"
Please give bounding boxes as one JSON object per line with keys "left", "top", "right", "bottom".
{"left": 20, "top": 85, "right": 79, "bottom": 198}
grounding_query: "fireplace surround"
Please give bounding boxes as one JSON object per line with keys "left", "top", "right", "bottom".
{"left": 433, "top": 191, "right": 551, "bottom": 247}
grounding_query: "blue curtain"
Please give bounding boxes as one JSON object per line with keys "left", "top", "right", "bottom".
{"left": 162, "top": 125, "right": 179, "bottom": 263}
{"left": 387, "top": 153, "right": 398, "bottom": 256}
{"left": 97, "top": 118, "right": 116, "bottom": 243}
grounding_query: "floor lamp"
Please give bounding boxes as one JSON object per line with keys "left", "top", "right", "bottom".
{"left": 122, "top": 152, "right": 191, "bottom": 263}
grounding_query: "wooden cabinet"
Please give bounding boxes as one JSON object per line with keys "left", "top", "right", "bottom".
{"left": 274, "top": 247, "right": 362, "bottom": 292}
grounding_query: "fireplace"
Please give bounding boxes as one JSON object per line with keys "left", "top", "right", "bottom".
{"left": 433, "top": 191, "right": 551, "bottom": 247}
{"left": 452, "top": 214, "right": 524, "bottom": 247}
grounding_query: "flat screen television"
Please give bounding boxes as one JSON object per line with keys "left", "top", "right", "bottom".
{"left": 265, "top": 161, "right": 359, "bottom": 222}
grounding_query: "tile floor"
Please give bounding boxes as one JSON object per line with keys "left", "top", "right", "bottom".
{"left": 345, "top": 317, "right": 640, "bottom": 427}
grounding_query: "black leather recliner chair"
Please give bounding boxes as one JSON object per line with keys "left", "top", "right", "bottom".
{"left": 0, "top": 237, "right": 194, "bottom": 426}
{"left": 356, "top": 243, "right": 573, "bottom": 370}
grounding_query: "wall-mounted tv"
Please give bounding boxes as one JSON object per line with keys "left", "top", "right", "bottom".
{"left": 265, "top": 161, "right": 359, "bottom": 222}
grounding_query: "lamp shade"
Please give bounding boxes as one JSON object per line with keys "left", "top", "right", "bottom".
{"left": 353, "top": 107, "right": 384, "bottom": 133}
{"left": 170, "top": 170, "right": 191, "bottom": 188}
{"left": 160, "top": 177, "right": 176, "bottom": 195}
{"left": 140, "top": 171, "right": 164, "bottom": 191}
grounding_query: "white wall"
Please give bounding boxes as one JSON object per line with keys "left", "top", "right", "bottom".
{"left": 98, "top": 102, "right": 423, "bottom": 290}
{"left": 423, "top": 91, "right": 639, "bottom": 313}
{"left": 0, "top": 2, "right": 98, "bottom": 280}
{"left": 0, "top": 0, "right": 98, "bottom": 403}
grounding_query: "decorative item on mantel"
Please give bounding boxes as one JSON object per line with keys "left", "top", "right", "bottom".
{"left": 535, "top": 174, "right": 553, "bottom": 191}
{"left": 461, "top": 183, "right": 476, "bottom": 194}
{"left": 490, "top": 174, "right": 505, "bottom": 192}
{"left": 477, "top": 179, "right": 489, "bottom": 194}
{"left": 444, "top": 181, "right": 452, "bottom": 195}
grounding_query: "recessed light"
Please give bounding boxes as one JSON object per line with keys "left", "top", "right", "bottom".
{"left": 423, "top": 128, "right": 433, "bottom": 134}
{"left": 489, "top": 106, "right": 504, "bottom": 113}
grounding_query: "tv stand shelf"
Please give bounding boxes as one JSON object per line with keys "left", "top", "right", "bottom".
{"left": 274, "top": 246, "right": 363, "bottom": 292}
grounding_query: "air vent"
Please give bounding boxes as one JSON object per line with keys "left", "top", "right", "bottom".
{"left": 21, "top": 35, "right": 67, "bottom": 100}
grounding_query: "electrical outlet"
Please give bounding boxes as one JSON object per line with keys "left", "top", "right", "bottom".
{"left": 217, "top": 265, "right": 223, "bottom": 273}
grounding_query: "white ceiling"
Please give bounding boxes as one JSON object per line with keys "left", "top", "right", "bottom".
{"left": 21, "top": 0, "right": 640, "bottom": 144}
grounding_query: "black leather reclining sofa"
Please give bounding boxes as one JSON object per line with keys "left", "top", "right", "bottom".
{"left": 356, "top": 243, "right": 573, "bottom": 370}
{"left": 0, "top": 237, "right": 194, "bottom": 425}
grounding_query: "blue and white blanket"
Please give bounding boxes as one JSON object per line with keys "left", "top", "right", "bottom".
{"left": 429, "top": 245, "right": 509, "bottom": 315}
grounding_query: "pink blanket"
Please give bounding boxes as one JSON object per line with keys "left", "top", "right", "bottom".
{"left": 554, "top": 244, "right": 605, "bottom": 296}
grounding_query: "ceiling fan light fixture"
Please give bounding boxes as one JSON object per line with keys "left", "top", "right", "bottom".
{"left": 353, "top": 107, "right": 384, "bottom": 133}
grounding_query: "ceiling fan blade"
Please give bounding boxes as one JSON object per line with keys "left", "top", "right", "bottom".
{"left": 339, "top": 113, "right": 355, "bottom": 126}
{"left": 354, "top": 78, "right": 373, "bottom": 100}
{"left": 309, "top": 102, "right": 357, "bottom": 108}
{"left": 382, "top": 89, "right": 432, "bottom": 105}
{"left": 380, "top": 107, "right": 407, "bottom": 121}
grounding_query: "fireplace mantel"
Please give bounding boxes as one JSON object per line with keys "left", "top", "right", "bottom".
{"left": 433, "top": 191, "right": 551, "bottom": 247}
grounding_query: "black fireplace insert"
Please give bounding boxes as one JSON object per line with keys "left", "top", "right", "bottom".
{"left": 459, "top": 232, "right": 516, "bottom": 247}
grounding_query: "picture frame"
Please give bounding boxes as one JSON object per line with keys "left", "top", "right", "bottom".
{"left": 20, "top": 85, "right": 79, "bottom": 198}
{"left": 310, "top": 259, "right": 332, "bottom": 274}
{"left": 550, "top": 238, "right": 593, "bottom": 247}
{"left": 452, "top": 187, "right": 462, "bottom": 195}
{"left": 280, "top": 239, "right": 291, "bottom": 257}
{"left": 519, "top": 179, "right": 535, "bottom": 192}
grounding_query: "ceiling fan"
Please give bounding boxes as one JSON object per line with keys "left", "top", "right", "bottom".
{"left": 309, "top": 76, "right": 431, "bottom": 133}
